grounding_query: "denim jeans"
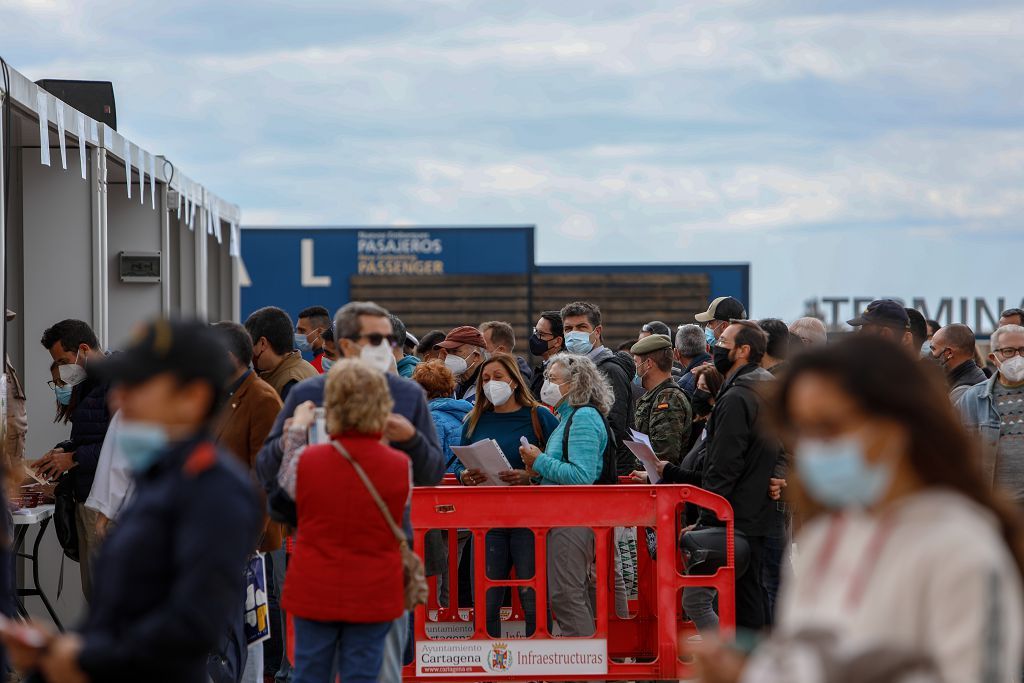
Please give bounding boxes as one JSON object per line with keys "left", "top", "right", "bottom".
{"left": 377, "top": 611, "right": 410, "bottom": 682}
{"left": 241, "top": 642, "right": 264, "bottom": 683}
{"left": 292, "top": 617, "right": 390, "bottom": 683}
{"left": 761, "top": 507, "right": 788, "bottom": 627}
{"left": 269, "top": 548, "right": 292, "bottom": 682}
{"left": 485, "top": 528, "right": 536, "bottom": 637}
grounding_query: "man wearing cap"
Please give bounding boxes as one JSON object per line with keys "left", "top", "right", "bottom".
{"left": 256, "top": 301, "right": 443, "bottom": 683}
{"left": 695, "top": 296, "right": 747, "bottom": 342}
{"left": 436, "top": 326, "right": 488, "bottom": 402}
{"left": 3, "top": 319, "right": 262, "bottom": 683}
{"left": 847, "top": 299, "right": 915, "bottom": 353}
{"left": 631, "top": 335, "right": 692, "bottom": 465}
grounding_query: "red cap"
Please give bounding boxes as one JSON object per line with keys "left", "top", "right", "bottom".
{"left": 435, "top": 326, "right": 486, "bottom": 350}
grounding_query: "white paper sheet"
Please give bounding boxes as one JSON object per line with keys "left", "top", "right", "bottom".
{"left": 55, "top": 105, "right": 67, "bottom": 170}
{"left": 149, "top": 153, "right": 156, "bottom": 208}
{"left": 76, "top": 114, "right": 87, "bottom": 180}
{"left": 625, "top": 440, "right": 661, "bottom": 484}
{"left": 124, "top": 139, "right": 132, "bottom": 198}
{"left": 450, "top": 440, "right": 513, "bottom": 486}
{"left": 629, "top": 429, "right": 652, "bottom": 448}
{"left": 36, "top": 91, "right": 50, "bottom": 166}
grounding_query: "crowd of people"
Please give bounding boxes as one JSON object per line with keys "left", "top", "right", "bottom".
{"left": 0, "top": 296, "right": 1021, "bottom": 682}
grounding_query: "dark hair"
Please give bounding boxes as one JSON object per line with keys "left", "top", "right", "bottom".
{"left": 926, "top": 319, "right": 942, "bottom": 335}
{"left": 758, "top": 318, "right": 791, "bottom": 361}
{"left": 937, "top": 323, "right": 977, "bottom": 355}
{"left": 389, "top": 314, "right": 407, "bottom": 343}
{"left": 560, "top": 301, "right": 601, "bottom": 329}
{"left": 1001, "top": 308, "right": 1024, "bottom": 325}
{"left": 416, "top": 330, "right": 447, "bottom": 356}
{"left": 729, "top": 320, "right": 767, "bottom": 366}
{"left": 905, "top": 308, "right": 928, "bottom": 350}
{"left": 480, "top": 320, "right": 516, "bottom": 351}
{"left": 40, "top": 319, "right": 99, "bottom": 353}
{"left": 412, "top": 359, "right": 456, "bottom": 400}
{"left": 244, "top": 306, "right": 295, "bottom": 355}
{"left": 617, "top": 339, "right": 635, "bottom": 352}
{"left": 539, "top": 311, "right": 564, "bottom": 339}
{"left": 638, "top": 346, "right": 674, "bottom": 373}
{"left": 693, "top": 364, "right": 724, "bottom": 398}
{"left": 773, "top": 335, "right": 1024, "bottom": 580}
{"left": 298, "top": 305, "right": 331, "bottom": 329}
{"left": 213, "top": 321, "right": 254, "bottom": 367}
{"left": 642, "top": 321, "right": 671, "bottom": 338}
{"left": 322, "top": 326, "right": 335, "bottom": 342}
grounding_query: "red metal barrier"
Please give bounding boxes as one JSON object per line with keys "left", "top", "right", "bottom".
{"left": 405, "top": 483, "right": 735, "bottom": 681}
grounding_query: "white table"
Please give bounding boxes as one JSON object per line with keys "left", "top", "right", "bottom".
{"left": 12, "top": 504, "right": 64, "bottom": 630}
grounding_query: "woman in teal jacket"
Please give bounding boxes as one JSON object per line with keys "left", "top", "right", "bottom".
{"left": 520, "top": 353, "right": 613, "bottom": 638}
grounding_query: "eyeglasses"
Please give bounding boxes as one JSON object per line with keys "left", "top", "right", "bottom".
{"left": 347, "top": 333, "right": 399, "bottom": 348}
{"left": 47, "top": 380, "right": 66, "bottom": 390}
{"left": 995, "top": 347, "right": 1024, "bottom": 360}
{"left": 532, "top": 328, "right": 555, "bottom": 340}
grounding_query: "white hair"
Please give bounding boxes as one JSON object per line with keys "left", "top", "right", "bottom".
{"left": 789, "top": 317, "right": 828, "bottom": 345}
{"left": 547, "top": 353, "right": 613, "bottom": 415}
{"left": 991, "top": 324, "right": 1024, "bottom": 351}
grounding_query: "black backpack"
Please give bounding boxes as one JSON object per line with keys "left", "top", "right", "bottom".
{"left": 560, "top": 404, "right": 618, "bottom": 485}
{"left": 53, "top": 472, "right": 79, "bottom": 562}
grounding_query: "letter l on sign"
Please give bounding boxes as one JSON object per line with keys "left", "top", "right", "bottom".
{"left": 301, "top": 239, "right": 331, "bottom": 287}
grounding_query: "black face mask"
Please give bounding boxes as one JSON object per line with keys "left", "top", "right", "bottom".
{"left": 691, "top": 389, "right": 713, "bottom": 417}
{"left": 712, "top": 345, "right": 734, "bottom": 376}
{"left": 528, "top": 333, "right": 551, "bottom": 357}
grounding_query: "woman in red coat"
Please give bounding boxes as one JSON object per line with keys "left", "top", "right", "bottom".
{"left": 279, "top": 359, "right": 411, "bottom": 683}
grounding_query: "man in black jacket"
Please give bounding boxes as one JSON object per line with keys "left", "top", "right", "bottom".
{"left": 700, "top": 319, "right": 781, "bottom": 630}
{"left": 528, "top": 311, "right": 565, "bottom": 400}
{"left": 930, "top": 323, "right": 988, "bottom": 401}
{"left": 561, "top": 301, "right": 636, "bottom": 475}
{"left": 35, "top": 319, "right": 111, "bottom": 599}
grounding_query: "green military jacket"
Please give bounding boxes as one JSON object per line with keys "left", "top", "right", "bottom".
{"left": 633, "top": 377, "right": 692, "bottom": 465}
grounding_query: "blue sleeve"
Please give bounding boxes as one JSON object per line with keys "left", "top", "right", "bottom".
{"left": 395, "top": 385, "right": 445, "bottom": 487}
{"left": 532, "top": 408, "right": 605, "bottom": 485}
{"left": 78, "top": 472, "right": 261, "bottom": 681}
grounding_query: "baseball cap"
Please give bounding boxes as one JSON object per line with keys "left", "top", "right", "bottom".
{"left": 631, "top": 334, "right": 672, "bottom": 355}
{"left": 695, "top": 296, "right": 747, "bottom": 323}
{"left": 847, "top": 299, "right": 910, "bottom": 329}
{"left": 435, "top": 325, "right": 486, "bottom": 350}
{"left": 93, "top": 318, "right": 233, "bottom": 389}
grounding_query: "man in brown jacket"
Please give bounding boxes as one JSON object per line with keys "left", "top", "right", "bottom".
{"left": 213, "top": 321, "right": 286, "bottom": 682}
{"left": 244, "top": 306, "right": 318, "bottom": 401}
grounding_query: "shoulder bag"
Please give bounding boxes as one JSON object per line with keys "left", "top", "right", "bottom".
{"left": 331, "top": 441, "right": 428, "bottom": 610}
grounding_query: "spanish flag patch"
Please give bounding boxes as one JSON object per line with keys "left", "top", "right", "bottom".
{"left": 656, "top": 403, "right": 670, "bottom": 410}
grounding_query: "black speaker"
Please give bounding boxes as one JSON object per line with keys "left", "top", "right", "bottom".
{"left": 35, "top": 79, "right": 117, "bottom": 130}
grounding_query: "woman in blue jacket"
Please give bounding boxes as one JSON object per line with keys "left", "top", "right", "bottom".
{"left": 520, "top": 353, "right": 612, "bottom": 639}
{"left": 413, "top": 360, "right": 473, "bottom": 474}
{"left": 458, "top": 353, "right": 558, "bottom": 638}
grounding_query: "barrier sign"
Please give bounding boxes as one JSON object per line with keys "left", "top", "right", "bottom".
{"left": 416, "top": 639, "right": 608, "bottom": 678}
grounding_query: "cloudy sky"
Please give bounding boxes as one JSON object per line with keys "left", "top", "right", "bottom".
{"left": 5, "top": 0, "right": 1022, "bottom": 322}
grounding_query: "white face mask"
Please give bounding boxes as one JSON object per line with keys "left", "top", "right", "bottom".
{"left": 58, "top": 349, "right": 88, "bottom": 387}
{"left": 1000, "top": 356, "right": 1024, "bottom": 383}
{"left": 483, "top": 380, "right": 513, "bottom": 407}
{"left": 360, "top": 341, "right": 393, "bottom": 373}
{"left": 540, "top": 379, "right": 565, "bottom": 406}
{"left": 444, "top": 353, "right": 469, "bottom": 378}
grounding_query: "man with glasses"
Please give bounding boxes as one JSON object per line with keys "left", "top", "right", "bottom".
{"left": 528, "top": 311, "right": 564, "bottom": 400}
{"left": 256, "top": 301, "right": 444, "bottom": 683}
{"left": 957, "top": 324, "right": 1024, "bottom": 504}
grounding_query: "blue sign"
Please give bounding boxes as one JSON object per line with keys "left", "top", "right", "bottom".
{"left": 241, "top": 226, "right": 534, "bottom": 320}
{"left": 240, "top": 225, "right": 749, "bottom": 322}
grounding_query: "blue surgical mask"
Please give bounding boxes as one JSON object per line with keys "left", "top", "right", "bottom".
{"left": 117, "top": 421, "right": 170, "bottom": 473}
{"left": 564, "top": 331, "right": 594, "bottom": 355}
{"left": 796, "top": 434, "right": 892, "bottom": 509}
{"left": 54, "top": 384, "right": 73, "bottom": 406}
{"left": 321, "top": 356, "right": 335, "bottom": 372}
{"left": 704, "top": 326, "right": 716, "bottom": 347}
{"left": 294, "top": 333, "right": 312, "bottom": 353}
{"left": 632, "top": 372, "right": 643, "bottom": 387}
